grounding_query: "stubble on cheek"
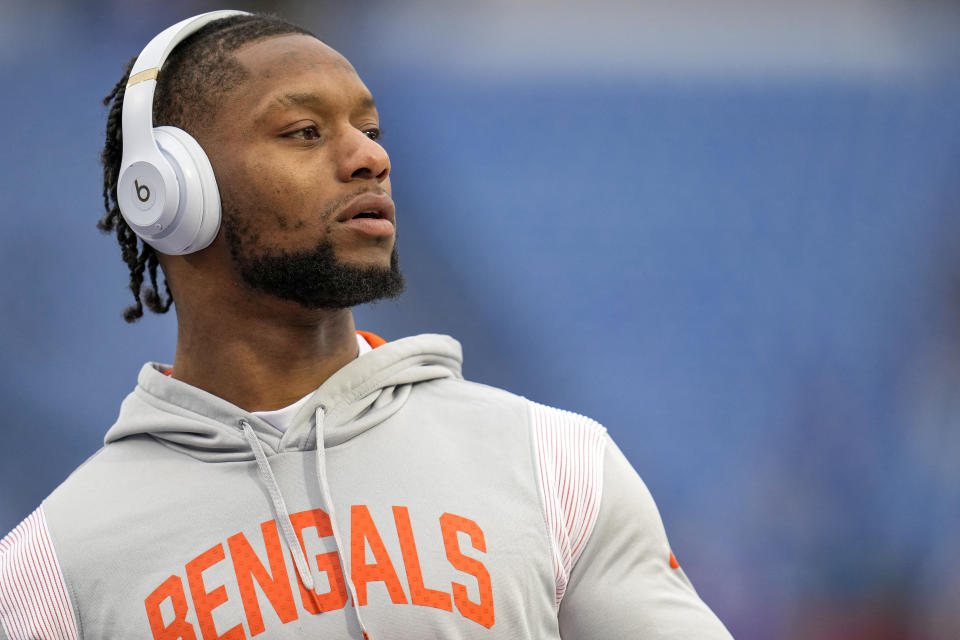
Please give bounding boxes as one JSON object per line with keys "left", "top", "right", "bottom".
{"left": 219, "top": 158, "right": 306, "bottom": 254}
{"left": 220, "top": 184, "right": 334, "bottom": 261}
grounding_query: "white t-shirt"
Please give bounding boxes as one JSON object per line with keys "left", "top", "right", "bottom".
{"left": 252, "top": 333, "right": 373, "bottom": 433}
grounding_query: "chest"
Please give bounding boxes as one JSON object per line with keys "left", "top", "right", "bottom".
{"left": 66, "top": 448, "right": 559, "bottom": 639}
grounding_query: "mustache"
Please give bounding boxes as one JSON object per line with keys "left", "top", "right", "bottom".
{"left": 319, "top": 186, "right": 390, "bottom": 223}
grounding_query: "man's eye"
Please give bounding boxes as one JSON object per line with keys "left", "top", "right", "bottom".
{"left": 364, "top": 127, "right": 381, "bottom": 141}
{"left": 287, "top": 126, "right": 321, "bottom": 141}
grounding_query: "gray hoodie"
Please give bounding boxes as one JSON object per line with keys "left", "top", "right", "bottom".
{"left": 0, "top": 333, "right": 732, "bottom": 639}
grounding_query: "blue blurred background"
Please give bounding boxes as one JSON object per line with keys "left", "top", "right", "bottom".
{"left": 2, "top": 1, "right": 959, "bottom": 637}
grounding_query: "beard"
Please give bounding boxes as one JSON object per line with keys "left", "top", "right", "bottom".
{"left": 222, "top": 216, "right": 405, "bottom": 310}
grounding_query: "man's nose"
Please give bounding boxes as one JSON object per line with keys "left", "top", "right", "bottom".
{"left": 340, "top": 129, "right": 390, "bottom": 183}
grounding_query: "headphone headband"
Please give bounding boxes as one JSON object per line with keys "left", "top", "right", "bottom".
{"left": 127, "top": 11, "right": 248, "bottom": 88}
{"left": 117, "top": 10, "right": 249, "bottom": 255}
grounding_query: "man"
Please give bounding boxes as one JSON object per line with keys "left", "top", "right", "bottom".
{"left": 0, "top": 11, "right": 733, "bottom": 639}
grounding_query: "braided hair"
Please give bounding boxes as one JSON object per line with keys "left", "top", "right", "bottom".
{"left": 98, "top": 13, "right": 315, "bottom": 322}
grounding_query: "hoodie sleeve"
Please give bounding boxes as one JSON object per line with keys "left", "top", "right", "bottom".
{"left": 528, "top": 401, "right": 732, "bottom": 639}
{"left": 0, "top": 507, "right": 80, "bottom": 640}
{"left": 556, "top": 437, "right": 734, "bottom": 639}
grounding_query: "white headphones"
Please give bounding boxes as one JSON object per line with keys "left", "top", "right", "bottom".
{"left": 117, "top": 10, "right": 249, "bottom": 255}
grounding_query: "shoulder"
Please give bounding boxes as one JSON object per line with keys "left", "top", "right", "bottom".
{"left": 409, "top": 379, "right": 613, "bottom": 603}
{"left": 408, "top": 376, "right": 532, "bottom": 428}
{"left": 524, "top": 400, "right": 610, "bottom": 605}
{"left": 0, "top": 506, "right": 79, "bottom": 639}
{"left": 526, "top": 401, "right": 609, "bottom": 536}
{"left": 526, "top": 400, "right": 608, "bottom": 453}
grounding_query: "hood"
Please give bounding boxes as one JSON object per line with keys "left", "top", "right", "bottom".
{"left": 104, "top": 333, "right": 463, "bottom": 461}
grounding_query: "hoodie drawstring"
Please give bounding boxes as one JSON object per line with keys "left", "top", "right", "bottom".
{"left": 315, "top": 406, "right": 371, "bottom": 639}
{"left": 239, "top": 418, "right": 316, "bottom": 592}
{"left": 240, "top": 414, "right": 371, "bottom": 639}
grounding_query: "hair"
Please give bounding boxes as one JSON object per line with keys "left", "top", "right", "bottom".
{"left": 98, "top": 13, "right": 315, "bottom": 322}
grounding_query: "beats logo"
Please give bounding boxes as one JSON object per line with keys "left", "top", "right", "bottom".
{"left": 118, "top": 161, "right": 167, "bottom": 221}
{"left": 135, "top": 179, "right": 151, "bottom": 203}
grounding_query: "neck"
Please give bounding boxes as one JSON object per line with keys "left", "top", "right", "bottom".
{"left": 171, "top": 298, "right": 359, "bottom": 412}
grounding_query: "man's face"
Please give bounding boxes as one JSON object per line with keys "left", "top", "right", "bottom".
{"left": 199, "top": 34, "right": 403, "bottom": 309}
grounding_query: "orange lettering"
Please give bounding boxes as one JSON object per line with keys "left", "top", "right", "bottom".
{"left": 392, "top": 506, "right": 452, "bottom": 611}
{"left": 351, "top": 505, "right": 408, "bottom": 606}
{"left": 227, "top": 522, "right": 298, "bottom": 635}
{"left": 145, "top": 574, "right": 198, "bottom": 640}
{"left": 185, "top": 543, "right": 243, "bottom": 640}
{"left": 289, "top": 509, "right": 349, "bottom": 613}
{"left": 440, "top": 513, "right": 494, "bottom": 628}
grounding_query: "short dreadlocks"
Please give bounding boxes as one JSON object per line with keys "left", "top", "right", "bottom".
{"left": 98, "top": 13, "right": 315, "bottom": 322}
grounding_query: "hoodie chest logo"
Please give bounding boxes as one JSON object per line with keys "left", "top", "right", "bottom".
{"left": 144, "top": 505, "right": 495, "bottom": 638}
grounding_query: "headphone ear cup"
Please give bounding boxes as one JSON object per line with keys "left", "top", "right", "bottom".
{"left": 150, "top": 126, "right": 221, "bottom": 255}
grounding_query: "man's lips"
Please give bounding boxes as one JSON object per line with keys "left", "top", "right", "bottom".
{"left": 335, "top": 191, "right": 396, "bottom": 225}
{"left": 332, "top": 191, "right": 396, "bottom": 239}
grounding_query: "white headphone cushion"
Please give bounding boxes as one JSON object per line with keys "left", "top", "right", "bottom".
{"left": 151, "top": 126, "right": 221, "bottom": 255}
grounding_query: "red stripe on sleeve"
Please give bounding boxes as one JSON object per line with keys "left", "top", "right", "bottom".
{"left": 529, "top": 401, "right": 607, "bottom": 605}
{"left": 0, "top": 507, "right": 79, "bottom": 640}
